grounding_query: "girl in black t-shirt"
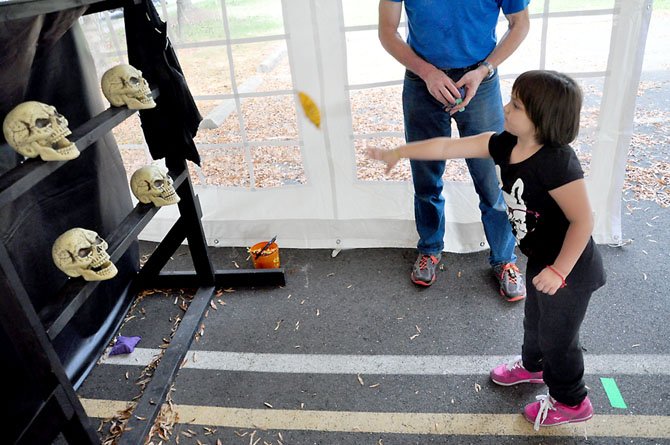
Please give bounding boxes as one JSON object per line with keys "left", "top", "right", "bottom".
{"left": 368, "top": 70, "right": 605, "bottom": 430}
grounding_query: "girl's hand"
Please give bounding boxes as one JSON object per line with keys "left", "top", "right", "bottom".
{"left": 531, "top": 267, "right": 566, "bottom": 295}
{"left": 367, "top": 147, "right": 400, "bottom": 174}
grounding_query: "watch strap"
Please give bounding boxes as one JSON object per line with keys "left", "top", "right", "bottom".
{"left": 479, "top": 61, "right": 495, "bottom": 79}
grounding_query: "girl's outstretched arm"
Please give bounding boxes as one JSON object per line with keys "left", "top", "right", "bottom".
{"left": 532, "top": 178, "right": 595, "bottom": 295}
{"left": 367, "top": 132, "right": 495, "bottom": 174}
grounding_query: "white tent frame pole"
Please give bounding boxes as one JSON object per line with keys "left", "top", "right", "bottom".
{"left": 589, "top": 0, "right": 653, "bottom": 244}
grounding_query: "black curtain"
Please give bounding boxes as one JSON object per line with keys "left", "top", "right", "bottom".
{"left": 1, "top": 9, "right": 138, "bottom": 442}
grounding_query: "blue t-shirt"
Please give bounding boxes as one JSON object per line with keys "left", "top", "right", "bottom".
{"left": 388, "top": 0, "right": 529, "bottom": 69}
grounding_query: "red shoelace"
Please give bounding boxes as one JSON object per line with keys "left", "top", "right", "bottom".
{"left": 418, "top": 255, "right": 439, "bottom": 269}
{"left": 499, "top": 263, "right": 520, "bottom": 284}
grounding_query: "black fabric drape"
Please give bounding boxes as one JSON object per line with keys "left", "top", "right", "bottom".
{"left": 1, "top": 10, "right": 138, "bottom": 442}
{"left": 124, "top": 0, "right": 202, "bottom": 165}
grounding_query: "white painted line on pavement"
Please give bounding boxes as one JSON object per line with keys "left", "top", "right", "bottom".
{"left": 101, "top": 348, "right": 670, "bottom": 375}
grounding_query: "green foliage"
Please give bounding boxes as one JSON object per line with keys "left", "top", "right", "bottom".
{"left": 180, "top": 0, "right": 284, "bottom": 39}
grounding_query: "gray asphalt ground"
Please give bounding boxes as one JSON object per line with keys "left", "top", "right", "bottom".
{"left": 77, "top": 192, "right": 668, "bottom": 444}
{"left": 73, "top": 12, "right": 670, "bottom": 445}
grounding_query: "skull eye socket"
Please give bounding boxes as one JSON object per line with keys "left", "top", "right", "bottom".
{"left": 153, "top": 179, "right": 165, "bottom": 188}
{"left": 129, "top": 76, "right": 141, "bottom": 85}
{"left": 78, "top": 247, "right": 92, "bottom": 258}
{"left": 35, "top": 118, "right": 51, "bottom": 128}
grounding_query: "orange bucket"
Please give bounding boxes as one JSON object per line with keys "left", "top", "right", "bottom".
{"left": 249, "top": 240, "right": 280, "bottom": 269}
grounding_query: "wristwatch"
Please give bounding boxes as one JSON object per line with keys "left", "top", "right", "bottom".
{"left": 479, "top": 61, "right": 495, "bottom": 79}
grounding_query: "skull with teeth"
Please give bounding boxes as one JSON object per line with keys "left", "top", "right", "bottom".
{"left": 130, "top": 165, "right": 180, "bottom": 207}
{"left": 52, "top": 228, "right": 118, "bottom": 281}
{"left": 101, "top": 64, "right": 156, "bottom": 110}
{"left": 2, "top": 101, "right": 79, "bottom": 161}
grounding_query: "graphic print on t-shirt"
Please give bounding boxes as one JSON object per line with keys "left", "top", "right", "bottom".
{"left": 503, "top": 177, "right": 530, "bottom": 240}
{"left": 496, "top": 166, "right": 539, "bottom": 241}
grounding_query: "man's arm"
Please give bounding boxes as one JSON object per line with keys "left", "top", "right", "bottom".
{"left": 378, "top": 0, "right": 461, "bottom": 106}
{"left": 455, "top": 8, "right": 530, "bottom": 111}
{"left": 480, "top": 8, "right": 531, "bottom": 74}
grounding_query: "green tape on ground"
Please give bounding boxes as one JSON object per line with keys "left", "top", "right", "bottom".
{"left": 600, "top": 377, "right": 628, "bottom": 409}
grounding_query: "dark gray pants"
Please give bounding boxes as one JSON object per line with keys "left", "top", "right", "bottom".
{"left": 521, "top": 264, "right": 593, "bottom": 406}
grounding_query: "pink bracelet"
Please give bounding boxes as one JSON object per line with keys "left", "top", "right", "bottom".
{"left": 546, "top": 265, "right": 567, "bottom": 288}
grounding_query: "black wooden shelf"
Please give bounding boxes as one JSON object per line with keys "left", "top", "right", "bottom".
{"left": 0, "top": 1, "right": 286, "bottom": 443}
{"left": 0, "top": 0, "right": 138, "bottom": 22}
{"left": 39, "top": 169, "right": 186, "bottom": 340}
{"left": 0, "top": 103, "right": 141, "bottom": 208}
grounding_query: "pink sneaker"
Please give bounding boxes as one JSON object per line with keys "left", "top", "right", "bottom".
{"left": 524, "top": 394, "right": 593, "bottom": 430}
{"left": 490, "top": 356, "right": 544, "bottom": 386}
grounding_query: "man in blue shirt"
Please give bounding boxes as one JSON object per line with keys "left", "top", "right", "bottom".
{"left": 379, "top": 0, "right": 530, "bottom": 299}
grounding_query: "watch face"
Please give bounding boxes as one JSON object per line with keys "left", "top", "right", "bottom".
{"left": 479, "top": 61, "right": 493, "bottom": 77}
{"left": 484, "top": 62, "right": 494, "bottom": 78}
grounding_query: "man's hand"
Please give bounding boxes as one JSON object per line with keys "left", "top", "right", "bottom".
{"left": 423, "top": 67, "right": 463, "bottom": 110}
{"left": 452, "top": 66, "right": 489, "bottom": 113}
{"left": 367, "top": 147, "right": 400, "bottom": 174}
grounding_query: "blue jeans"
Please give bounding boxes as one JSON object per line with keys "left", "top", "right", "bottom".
{"left": 402, "top": 68, "right": 517, "bottom": 265}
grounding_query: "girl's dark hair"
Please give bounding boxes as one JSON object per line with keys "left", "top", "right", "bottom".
{"left": 512, "top": 70, "right": 582, "bottom": 146}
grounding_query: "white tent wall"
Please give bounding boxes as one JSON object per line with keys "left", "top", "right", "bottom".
{"left": 113, "top": 0, "right": 651, "bottom": 252}
{"left": 589, "top": 0, "right": 653, "bottom": 245}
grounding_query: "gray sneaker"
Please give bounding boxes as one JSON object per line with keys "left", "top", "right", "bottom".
{"left": 493, "top": 262, "right": 526, "bottom": 302}
{"left": 411, "top": 253, "right": 441, "bottom": 286}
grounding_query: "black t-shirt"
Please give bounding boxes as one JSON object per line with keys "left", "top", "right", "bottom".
{"left": 489, "top": 132, "right": 605, "bottom": 289}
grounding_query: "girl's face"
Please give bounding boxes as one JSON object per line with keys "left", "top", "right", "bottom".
{"left": 504, "top": 93, "right": 536, "bottom": 141}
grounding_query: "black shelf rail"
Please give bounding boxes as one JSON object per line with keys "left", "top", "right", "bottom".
{"left": 119, "top": 157, "right": 285, "bottom": 445}
{"left": 1, "top": 1, "right": 286, "bottom": 443}
{"left": 39, "top": 170, "right": 188, "bottom": 340}
{"left": 0, "top": 241, "right": 102, "bottom": 444}
{"left": 0, "top": 104, "right": 138, "bottom": 208}
{"left": 0, "top": 99, "right": 162, "bottom": 444}
{"left": 0, "top": 0, "right": 139, "bottom": 22}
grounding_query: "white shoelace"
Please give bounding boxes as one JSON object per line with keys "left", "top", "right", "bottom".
{"left": 533, "top": 393, "right": 555, "bottom": 431}
{"left": 505, "top": 355, "right": 523, "bottom": 371}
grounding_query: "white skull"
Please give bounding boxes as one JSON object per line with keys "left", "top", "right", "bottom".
{"left": 130, "top": 165, "right": 180, "bottom": 206}
{"left": 2, "top": 101, "right": 79, "bottom": 161}
{"left": 52, "top": 228, "right": 118, "bottom": 281}
{"left": 101, "top": 64, "right": 156, "bottom": 110}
